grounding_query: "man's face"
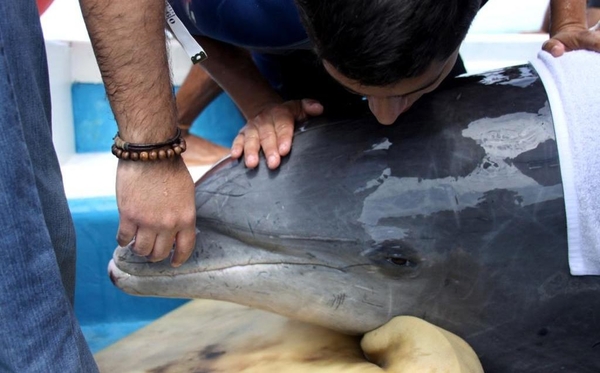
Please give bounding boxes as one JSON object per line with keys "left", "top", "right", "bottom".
{"left": 323, "top": 49, "right": 460, "bottom": 125}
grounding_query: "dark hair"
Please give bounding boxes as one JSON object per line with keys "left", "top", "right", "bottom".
{"left": 294, "top": 0, "right": 481, "bottom": 86}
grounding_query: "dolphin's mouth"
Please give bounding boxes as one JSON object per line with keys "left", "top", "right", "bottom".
{"left": 109, "top": 245, "right": 373, "bottom": 279}
{"left": 107, "top": 252, "right": 395, "bottom": 335}
{"left": 108, "top": 259, "right": 126, "bottom": 286}
{"left": 109, "top": 224, "right": 375, "bottom": 280}
{"left": 106, "top": 230, "right": 417, "bottom": 336}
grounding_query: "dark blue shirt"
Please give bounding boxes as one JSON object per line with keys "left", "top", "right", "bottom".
{"left": 169, "top": 0, "right": 310, "bottom": 51}
{"left": 169, "top": 1, "right": 489, "bottom": 53}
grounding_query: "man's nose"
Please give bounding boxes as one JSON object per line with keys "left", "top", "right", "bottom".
{"left": 367, "top": 96, "right": 410, "bottom": 125}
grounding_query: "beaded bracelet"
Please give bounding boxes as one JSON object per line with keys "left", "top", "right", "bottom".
{"left": 111, "top": 128, "right": 187, "bottom": 161}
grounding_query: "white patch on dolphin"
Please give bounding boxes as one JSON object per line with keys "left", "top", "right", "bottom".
{"left": 366, "top": 138, "right": 393, "bottom": 152}
{"left": 462, "top": 102, "right": 554, "bottom": 158}
{"left": 358, "top": 103, "right": 562, "bottom": 244}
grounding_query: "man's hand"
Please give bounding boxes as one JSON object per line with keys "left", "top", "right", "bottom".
{"left": 543, "top": 0, "right": 600, "bottom": 56}
{"left": 115, "top": 158, "right": 196, "bottom": 267}
{"left": 231, "top": 99, "right": 323, "bottom": 169}
{"left": 543, "top": 24, "right": 600, "bottom": 56}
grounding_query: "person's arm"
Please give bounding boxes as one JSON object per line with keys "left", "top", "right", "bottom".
{"left": 176, "top": 64, "right": 222, "bottom": 133}
{"left": 175, "top": 65, "right": 230, "bottom": 166}
{"left": 543, "top": 0, "right": 600, "bottom": 56}
{"left": 195, "top": 36, "right": 323, "bottom": 169}
{"left": 195, "top": 36, "right": 282, "bottom": 120}
{"left": 79, "top": 0, "right": 196, "bottom": 266}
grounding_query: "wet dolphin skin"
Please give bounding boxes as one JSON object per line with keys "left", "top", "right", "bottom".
{"left": 110, "top": 65, "right": 600, "bottom": 372}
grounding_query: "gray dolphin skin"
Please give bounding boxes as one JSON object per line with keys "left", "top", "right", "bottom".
{"left": 109, "top": 65, "right": 600, "bottom": 372}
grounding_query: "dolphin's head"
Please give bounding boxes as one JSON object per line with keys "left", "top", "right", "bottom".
{"left": 110, "top": 65, "right": 600, "bottom": 371}
{"left": 109, "top": 155, "right": 466, "bottom": 334}
{"left": 110, "top": 65, "right": 563, "bottom": 335}
{"left": 108, "top": 105, "right": 500, "bottom": 335}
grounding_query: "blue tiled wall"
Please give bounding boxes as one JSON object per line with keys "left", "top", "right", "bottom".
{"left": 72, "top": 83, "right": 245, "bottom": 153}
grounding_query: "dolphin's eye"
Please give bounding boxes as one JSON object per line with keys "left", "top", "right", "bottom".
{"left": 387, "top": 256, "right": 412, "bottom": 267}
{"left": 369, "top": 240, "right": 420, "bottom": 269}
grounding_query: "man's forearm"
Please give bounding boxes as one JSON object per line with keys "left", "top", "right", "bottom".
{"left": 195, "top": 36, "right": 283, "bottom": 120}
{"left": 550, "top": 0, "right": 588, "bottom": 34}
{"left": 79, "top": 0, "right": 177, "bottom": 143}
{"left": 176, "top": 64, "right": 223, "bottom": 126}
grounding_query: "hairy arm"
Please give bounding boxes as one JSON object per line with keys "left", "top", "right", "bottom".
{"left": 80, "top": 0, "right": 177, "bottom": 142}
{"left": 79, "top": 0, "right": 196, "bottom": 266}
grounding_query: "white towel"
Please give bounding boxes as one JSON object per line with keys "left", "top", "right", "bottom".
{"left": 530, "top": 50, "right": 600, "bottom": 276}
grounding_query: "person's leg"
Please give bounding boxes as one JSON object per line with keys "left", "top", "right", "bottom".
{"left": 0, "top": 1, "right": 98, "bottom": 371}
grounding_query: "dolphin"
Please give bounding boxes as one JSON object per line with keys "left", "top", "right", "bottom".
{"left": 108, "top": 64, "right": 600, "bottom": 372}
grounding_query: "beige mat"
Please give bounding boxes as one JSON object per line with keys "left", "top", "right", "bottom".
{"left": 95, "top": 299, "right": 482, "bottom": 373}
